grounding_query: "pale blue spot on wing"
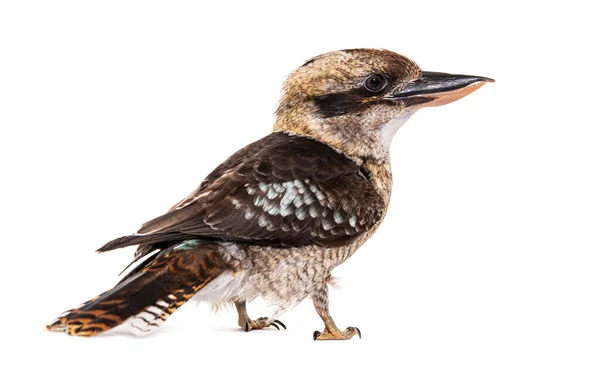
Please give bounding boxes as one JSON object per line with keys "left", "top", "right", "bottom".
{"left": 254, "top": 195, "right": 266, "bottom": 207}
{"left": 348, "top": 213, "right": 357, "bottom": 227}
{"left": 173, "top": 239, "right": 202, "bottom": 251}
{"left": 333, "top": 210, "right": 345, "bottom": 224}
{"left": 322, "top": 218, "right": 335, "bottom": 231}
{"left": 295, "top": 208, "right": 308, "bottom": 220}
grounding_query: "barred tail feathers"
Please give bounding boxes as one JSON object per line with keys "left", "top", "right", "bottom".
{"left": 47, "top": 241, "right": 229, "bottom": 336}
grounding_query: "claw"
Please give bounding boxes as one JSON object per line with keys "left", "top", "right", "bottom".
{"left": 313, "top": 330, "right": 321, "bottom": 340}
{"left": 245, "top": 322, "right": 249, "bottom": 332}
{"left": 270, "top": 322, "right": 280, "bottom": 330}
{"left": 273, "top": 320, "right": 287, "bottom": 330}
{"left": 356, "top": 327, "right": 362, "bottom": 339}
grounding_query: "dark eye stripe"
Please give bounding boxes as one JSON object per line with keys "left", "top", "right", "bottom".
{"left": 312, "top": 81, "right": 392, "bottom": 118}
{"left": 312, "top": 73, "right": 394, "bottom": 118}
{"left": 311, "top": 89, "right": 366, "bottom": 118}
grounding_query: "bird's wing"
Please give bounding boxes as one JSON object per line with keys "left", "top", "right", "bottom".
{"left": 99, "top": 132, "right": 384, "bottom": 252}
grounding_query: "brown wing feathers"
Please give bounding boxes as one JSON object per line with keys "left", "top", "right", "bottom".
{"left": 98, "top": 132, "right": 384, "bottom": 253}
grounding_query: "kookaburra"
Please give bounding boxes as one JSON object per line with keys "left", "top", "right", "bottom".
{"left": 48, "top": 49, "right": 492, "bottom": 340}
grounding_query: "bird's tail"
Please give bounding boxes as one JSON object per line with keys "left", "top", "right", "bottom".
{"left": 47, "top": 240, "right": 230, "bottom": 336}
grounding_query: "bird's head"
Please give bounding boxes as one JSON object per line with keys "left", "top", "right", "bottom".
{"left": 274, "top": 49, "right": 493, "bottom": 162}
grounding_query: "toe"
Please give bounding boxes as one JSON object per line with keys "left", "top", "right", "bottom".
{"left": 273, "top": 320, "right": 287, "bottom": 330}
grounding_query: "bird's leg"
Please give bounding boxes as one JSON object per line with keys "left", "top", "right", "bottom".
{"left": 234, "top": 300, "right": 286, "bottom": 331}
{"left": 312, "top": 284, "right": 361, "bottom": 340}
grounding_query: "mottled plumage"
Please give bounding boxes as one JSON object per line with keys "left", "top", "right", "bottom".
{"left": 48, "top": 48, "right": 492, "bottom": 339}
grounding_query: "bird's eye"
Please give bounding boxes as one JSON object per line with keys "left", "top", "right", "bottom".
{"left": 363, "top": 74, "right": 388, "bottom": 92}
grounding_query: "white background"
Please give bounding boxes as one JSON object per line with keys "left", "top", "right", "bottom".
{"left": 1, "top": 1, "right": 598, "bottom": 369}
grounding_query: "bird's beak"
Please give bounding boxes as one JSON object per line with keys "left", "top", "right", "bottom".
{"left": 388, "top": 72, "right": 494, "bottom": 108}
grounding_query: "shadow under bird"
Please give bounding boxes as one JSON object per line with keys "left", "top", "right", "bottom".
{"left": 48, "top": 48, "right": 493, "bottom": 340}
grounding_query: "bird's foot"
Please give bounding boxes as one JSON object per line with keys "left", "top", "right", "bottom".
{"left": 313, "top": 326, "right": 361, "bottom": 340}
{"left": 239, "top": 317, "right": 286, "bottom": 332}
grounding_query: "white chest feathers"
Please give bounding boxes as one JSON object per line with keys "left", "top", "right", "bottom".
{"left": 379, "top": 111, "right": 416, "bottom": 151}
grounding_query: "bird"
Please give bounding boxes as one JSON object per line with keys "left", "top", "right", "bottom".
{"left": 47, "top": 48, "right": 493, "bottom": 340}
